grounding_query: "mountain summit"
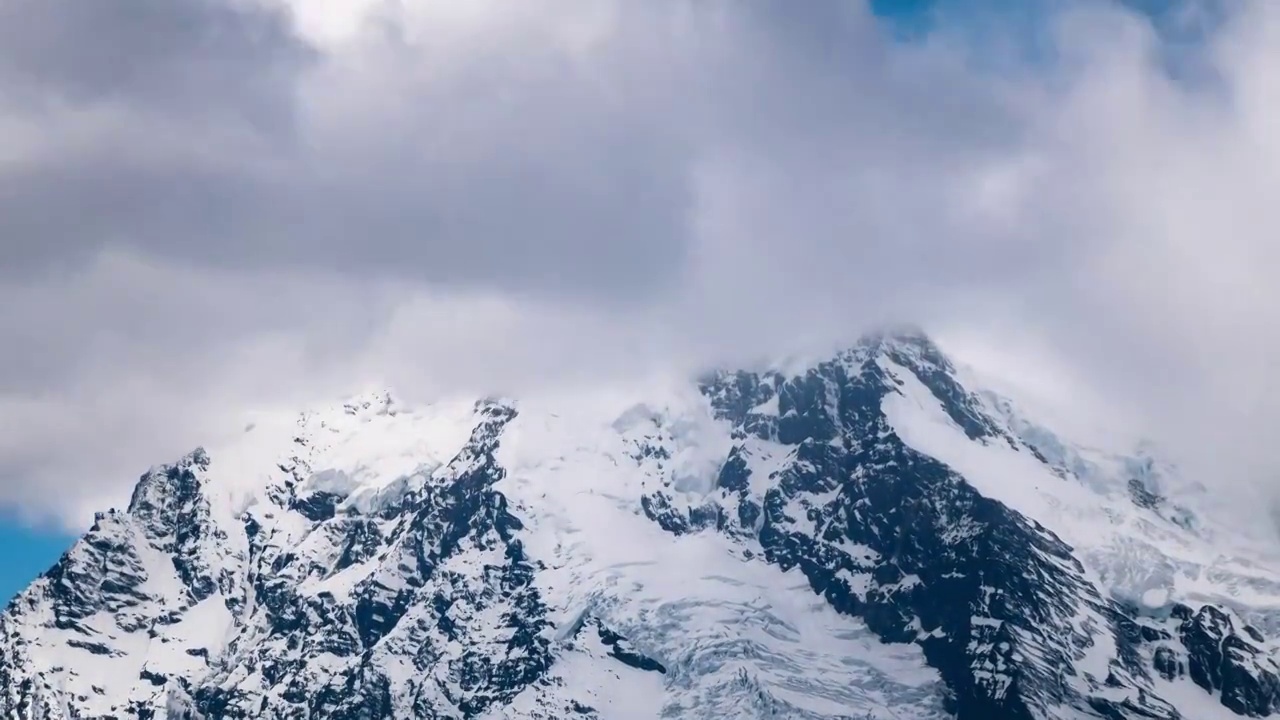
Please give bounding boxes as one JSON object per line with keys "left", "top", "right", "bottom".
{"left": 4, "top": 332, "right": 1278, "bottom": 719}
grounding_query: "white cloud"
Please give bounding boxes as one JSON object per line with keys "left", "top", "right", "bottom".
{"left": 3, "top": 0, "right": 1280, "bottom": 532}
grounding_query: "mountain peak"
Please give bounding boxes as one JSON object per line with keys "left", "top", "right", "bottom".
{"left": 126, "top": 446, "right": 210, "bottom": 524}
{"left": 729, "top": 324, "right": 942, "bottom": 383}
{"left": 852, "top": 324, "right": 948, "bottom": 368}
{"left": 4, "top": 338, "right": 1278, "bottom": 719}
{"left": 859, "top": 321, "right": 932, "bottom": 346}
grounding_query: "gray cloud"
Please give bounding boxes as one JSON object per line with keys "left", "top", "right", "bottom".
{"left": 0, "top": 0, "right": 699, "bottom": 299}
{"left": 2, "top": 0, "right": 1279, "bottom": 532}
{"left": 0, "top": 0, "right": 309, "bottom": 119}
{"left": 0, "top": 1, "right": 1030, "bottom": 301}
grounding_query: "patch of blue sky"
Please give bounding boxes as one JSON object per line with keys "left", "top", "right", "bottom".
{"left": 870, "top": 0, "right": 1229, "bottom": 88}
{"left": 0, "top": 515, "right": 73, "bottom": 605}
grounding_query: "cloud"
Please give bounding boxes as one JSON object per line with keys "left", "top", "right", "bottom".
{"left": 0, "top": 0, "right": 308, "bottom": 116}
{"left": 2, "top": 0, "right": 1279, "bottom": 532}
{"left": 0, "top": 0, "right": 698, "bottom": 299}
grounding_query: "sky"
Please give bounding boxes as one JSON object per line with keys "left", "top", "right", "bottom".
{"left": 2, "top": 0, "right": 1279, "bottom": 599}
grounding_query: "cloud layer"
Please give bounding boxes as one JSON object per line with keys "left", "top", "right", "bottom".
{"left": 2, "top": 0, "right": 1278, "bottom": 530}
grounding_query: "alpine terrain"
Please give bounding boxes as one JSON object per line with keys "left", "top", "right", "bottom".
{"left": 4, "top": 329, "right": 1280, "bottom": 719}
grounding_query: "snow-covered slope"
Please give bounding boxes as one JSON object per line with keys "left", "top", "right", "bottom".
{"left": 4, "top": 330, "right": 1280, "bottom": 719}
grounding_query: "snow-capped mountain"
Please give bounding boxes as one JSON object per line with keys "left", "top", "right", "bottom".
{"left": 4, "top": 330, "right": 1280, "bottom": 719}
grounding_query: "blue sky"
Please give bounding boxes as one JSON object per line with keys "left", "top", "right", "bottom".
{"left": 872, "top": 0, "right": 1220, "bottom": 70}
{"left": 0, "top": 515, "right": 73, "bottom": 603}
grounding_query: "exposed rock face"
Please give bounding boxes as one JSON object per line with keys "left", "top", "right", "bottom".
{"left": 3, "top": 331, "right": 1278, "bottom": 719}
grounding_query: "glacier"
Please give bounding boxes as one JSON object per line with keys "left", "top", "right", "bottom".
{"left": 3, "top": 330, "right": 1280, "bottom": 719}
